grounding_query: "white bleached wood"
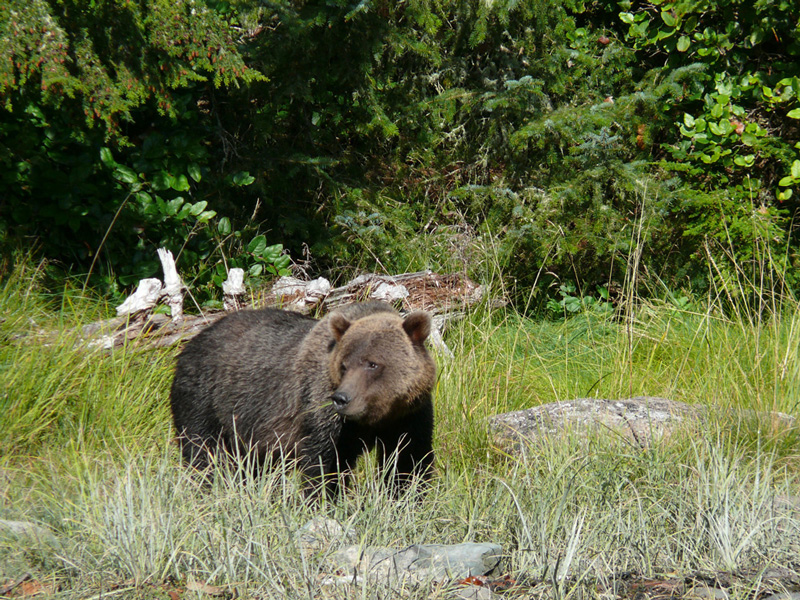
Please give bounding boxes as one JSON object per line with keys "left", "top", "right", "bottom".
{"left": 222, "top": 268, "right": 246, "bottom": 311}
{"left": 157, "top": 248, "right": 186, "bottom": 322}
{"left": 115, "top": 278, "right": 163, "bottom": 317}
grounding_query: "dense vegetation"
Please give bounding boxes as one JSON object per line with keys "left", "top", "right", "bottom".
{"left": 2, "top": 4, "right": 799, "bottom": 595}
{"left": 2, "top": 0, "right": 799, "bottom": 308}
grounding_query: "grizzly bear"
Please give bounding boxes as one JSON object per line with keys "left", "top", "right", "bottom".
{"left": 169, "top": 301, "right": 436, "bottom": 493}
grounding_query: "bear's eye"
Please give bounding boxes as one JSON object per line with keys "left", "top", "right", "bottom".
{"left": 366, "top": 361, "right": 379, "bottom": 370}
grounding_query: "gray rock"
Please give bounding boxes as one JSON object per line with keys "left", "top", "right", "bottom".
{"left": 455, "top": 584, "right": 495, "bottom": 600}
{"left": 490, "top": 397, "right": 700, "bottom": 450}
{"left": 490, "top": 397, "right": 798, "bottom": 452}
{"left": 296, "top": 517, "right": 356, "bottom": 555}
{"left": 774, "top": 495, "right": 800, "bottom": 512}
{"left": 0, "top": 519, "right": 57, "bottom": 546}
{"left": 762, "top": 594, "right": 800, "bottom": 600}
{"left": 688, "top": 583, "right": 730, "bottom": 600}
{"left": 331, "top": 542, "right": 503, "bottom": 584}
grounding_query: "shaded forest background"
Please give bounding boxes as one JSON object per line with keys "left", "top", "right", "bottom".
{"left": 1, "top": 0, "right": 799, "bottom": 311}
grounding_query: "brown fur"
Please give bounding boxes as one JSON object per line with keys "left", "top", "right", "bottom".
{"left": 170, "top": 301, "right": 436, "bottom": 493}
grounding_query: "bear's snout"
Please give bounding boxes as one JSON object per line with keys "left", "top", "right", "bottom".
{"left": 330, "top": 391, "right": 351, "bottom": 410}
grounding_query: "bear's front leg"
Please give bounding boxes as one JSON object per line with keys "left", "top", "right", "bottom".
{"left": 375, "top": 402, "right": 434, "bottom": 493}
{"left": 299, "top": 426, "right": 359, "bottom": 498}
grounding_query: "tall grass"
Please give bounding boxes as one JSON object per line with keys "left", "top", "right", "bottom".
{"left": 1, "top": 256, "right": 799, "bottom": 598}
{"left": 439, "top": 300, "right": 800, "bottom": 416}
{"left": 0, "top": 264, "right": 175, "bottom": 459}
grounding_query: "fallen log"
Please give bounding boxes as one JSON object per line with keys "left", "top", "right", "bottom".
{"left": 74, "top": 269, "right": 493, "bottom": 353}
{"left": 265, "top": 270, "right": 484, "bottom": 314}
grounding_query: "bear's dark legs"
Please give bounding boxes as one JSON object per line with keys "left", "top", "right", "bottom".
{"left": 175, "top": 428, "right": 225, "bottom": 473}
{"left": 374, "top": 405, "right": 435, "bottom": 492}
{"left": 298, "top": 462, "right": 355, "bottom": 499}
{"left": 170, "top": 378, "right": 224, "bottom": 471}
{"left": 297, "top": 440, "right": 354, "bottom": 498}
{"left": 376, "top": 434, "right": 433, "bottom": 492}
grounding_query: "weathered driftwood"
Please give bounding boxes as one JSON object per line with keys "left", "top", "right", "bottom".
{"left": 271, "top": 276, "right": 333, "bottom": 310}
{"left": 79, "top": 270, "right": 488, "bottom": 352}
{"left": 261, "top": 271, "right": 483, "bottom": 357}
{"left": 83, "top": 312, "right": 226, "bottom": 351}
{"left": 290, "top": 270, "right": 485, "bottom": 314}
{"left": 157, "top": 248, "right": 186, "bottom": 323}
{"left": 114, "top": 278, "right": 163, "bottom": 318}
{"left": 222, "top": 267, "right": 246, "bottom": 311}
{"left": 114, "top": 249, "right": 185, "bottom": 322}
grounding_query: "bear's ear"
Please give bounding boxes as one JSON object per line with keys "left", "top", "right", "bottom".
{"left": 402, "top": 311, "right": 431, "bottom": 344}
{"left": 329, "top": 313, "right": 352, "bottom": 342}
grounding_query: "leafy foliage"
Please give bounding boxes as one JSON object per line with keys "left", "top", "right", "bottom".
{"left": 0, "top": 0, "right": 279, "bottom": 299}
{"left": 1, "top": 0, "right": 799, "bottom": 308}
{"left": 613, "top": 0, "right": 800, "bottom": 294}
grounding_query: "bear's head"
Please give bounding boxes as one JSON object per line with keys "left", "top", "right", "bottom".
{"left": 326, "top": 311, "right": 436, "bottom": 426}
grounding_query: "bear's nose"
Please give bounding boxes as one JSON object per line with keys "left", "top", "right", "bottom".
{"left": 331, "top": 392, "right": 350, "bottom": 410}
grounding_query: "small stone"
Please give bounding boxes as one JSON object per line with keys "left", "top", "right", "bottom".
{"left": 455, "top": 584, "right": 494, "bottom": 600}
{"left": 296, "top": 518, "right": 356, "bottom": 555}
{"left": 330, "top": 542, "right": 503, "bottom": 584}
{"left": 774, "top": 495, "right": 800, "bottom": 511}
{"left": 0, "top": 519, "right": 57, "bottom": 546}
{"left": 688, "top": 583, "right": 729, "bottom": 600}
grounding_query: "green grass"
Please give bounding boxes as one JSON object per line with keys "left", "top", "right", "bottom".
{"left": 445, "top": 302, "right": 800, "bottom": 414}
{"left": 1, "top": 264, "right": 799, "bottom": 599}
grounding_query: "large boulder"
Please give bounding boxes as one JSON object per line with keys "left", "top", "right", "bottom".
{"left": 489, "top": 396, "right": 701, "bottom": 450}
{"left": 489, "top": 396, "right": 797, "bottom": 452}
